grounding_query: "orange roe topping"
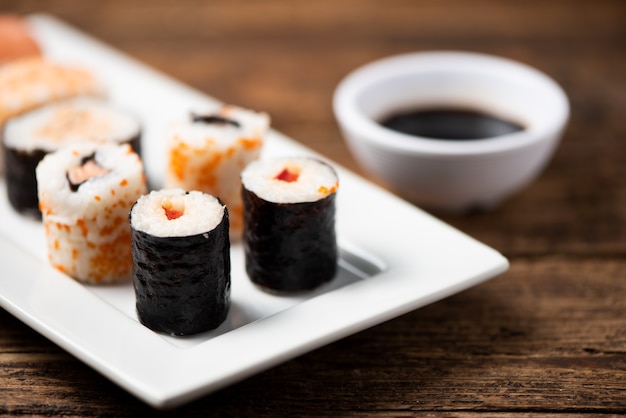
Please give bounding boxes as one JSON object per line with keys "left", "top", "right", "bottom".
{"left": 99, "top": 215, "right": 125, "bottom": 237}
{"left": 318, "top": 182, "right": 338, "bottom": 196}
{"left": 229, "top": 204, "right": 244, "bottom": 233}
{"left": 168, "top": 137, "right": 222, "bottom": 190}
{"left": 34, "top": 106, "right": 112, "bottom": 141}
{"left": 275, "top": 167, "right": 299, "bottom": 182}
{"left": 53, "top": 264, "right": 66, "bottom": 273}
{"left": 238, "top": 137, "right": 262, "bottom": 151}
{"left": 0, "top": 57, "right": 103, "bottom": 125}
{"left": 86, "top": 229, "right": 133, "bottom": 283}
{"left": 76, "top": 218, "right": 88, "bottom": 237}
{"left": 168, "top": 137, "right": 190, "bottom": 181}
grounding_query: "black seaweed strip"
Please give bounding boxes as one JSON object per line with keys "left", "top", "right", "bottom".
{"left": 127, "top": 131, "right": 142, "bottom": 158}
{"left": 3, "top": 142, "right": 47, "bottom": 219}
{"left": 242, "top": 188, "right": 337, "bottom": 292}
{"left": 190, "top": 112, "right": 241, "bottom": 128}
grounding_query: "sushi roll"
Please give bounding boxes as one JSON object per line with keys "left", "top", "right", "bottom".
{"left": 0, "top": 57, "right": 104, "bottom": 174}
{"left": 130, "top": 189, "right": 231, "bottom": 336}
{"left": 0, "top": 14, "right": 42, "bottom": 66}
{"left": 164, "top": 104, "right": 270, "bottom": 238}
{"left": 3, "top": 97, "right": 141, "bottom": 218}
{"left": 241, "top": 156, "right": 339, "bottom": 292}
{"left": 36, "top": 142, "right": 147, "bottom": 284}
{"left": 0, "top": 57, "right": 103, "bottom": 127}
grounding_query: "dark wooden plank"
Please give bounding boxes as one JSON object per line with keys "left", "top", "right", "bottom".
{"left": 2, "top": 258, "right": 625, "bottom": 415}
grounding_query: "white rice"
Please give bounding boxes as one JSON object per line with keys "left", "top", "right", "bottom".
{"left": 168, "top": 104, "right": 269, "bottom": 149}
{"left": 131, "top": 189, "right": 225, "bottom": 238}
{"left": 241, "top": 156, "right": 339, "bottom": 204}
{"left": 36, "top": 142, "right": 147, "bottom": 284}
{"left": 3, "top": 96, "right": 140, "bottom": 152}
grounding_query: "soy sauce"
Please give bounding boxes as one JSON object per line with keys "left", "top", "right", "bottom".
{"left": 380, "top": 108, "right": 524, "bottom": 140}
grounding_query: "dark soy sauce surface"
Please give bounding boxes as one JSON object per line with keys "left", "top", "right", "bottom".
{"left": 380, "top": 108, "right": 524, "bottom": 140}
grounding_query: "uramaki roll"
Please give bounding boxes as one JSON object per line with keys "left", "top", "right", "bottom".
{"left": 0, "top": 14, "right": 42, "bottom": 66}
{"left": 241, "top": 156, "right": 339, "bottom": 292}
{"left": 36, "top": 142, "right": 147, "bottom": 284}
{"left": 0, "top": 57, "right": 104, "bottom": 127}
{"left": 0, "top": 57, "right": 104, "bottom": 176}
{"left": 130, "top": 189, "right": 231, "bottom": 336}
{"left": 165, "top": 104, "right": 269, "bottom": 238}
{"left": 3, "top": 97, "right": 141, "bottom": 217}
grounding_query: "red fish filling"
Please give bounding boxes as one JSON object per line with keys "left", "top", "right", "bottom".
{"left": 275, "top": 167, "right": 299, "bottom": 182}
{"left": 162, "top": 201, "right": 184, "bottom": 220}
{"left": 67, "top": 154, "right": 110, "bottom": 192}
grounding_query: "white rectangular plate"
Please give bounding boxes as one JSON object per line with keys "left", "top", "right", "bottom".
{"left": 0, "top": 14, "right": 509, "bottom": 409}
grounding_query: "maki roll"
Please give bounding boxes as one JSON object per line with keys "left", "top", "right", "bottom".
{"left": 0, "top": 14, "right": 42, "bottom": 66}
{"left": 36, "top": 142, "right": 147, "bottom": 284}
{"left": 0, "top": 57, "right": 104, "bottom": 175}
{"left": 130, "top": 189, "right": 231, "bottom": 336}
{"left": 0, "top": 57, "right": 103, "bottom": 127}
{"left": 3, "top": 96, "right": 141, "bottom": 217}
{"left": 241, "top": 156, "right": 339, "bottom": 292}
{"left": 164, "top": 104, "right": 269, "bottom": 238}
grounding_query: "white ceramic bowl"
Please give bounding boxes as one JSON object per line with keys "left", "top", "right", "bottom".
{"left": 333, "top": 51, "right": 569, "bottom": 214}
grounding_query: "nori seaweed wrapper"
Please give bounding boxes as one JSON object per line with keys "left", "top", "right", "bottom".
{"left": 126, "top": 131, "right": 142, "bottom": 159}
{"left": 242, "top": 188, "right": 337, "bottom": 292}
{"left": 2, "top": 143, "right": 46, "bottom": 219}
{"left": 130, "top": 205, "right": 231, "bottom": 336}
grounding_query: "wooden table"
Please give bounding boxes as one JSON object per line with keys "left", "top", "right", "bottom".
{"left": 1, "top": 0, "right": 625, "bottom": 416}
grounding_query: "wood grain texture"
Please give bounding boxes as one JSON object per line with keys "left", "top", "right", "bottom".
{"left": 0, "top": 0, "right": 625, "bottom": 415}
